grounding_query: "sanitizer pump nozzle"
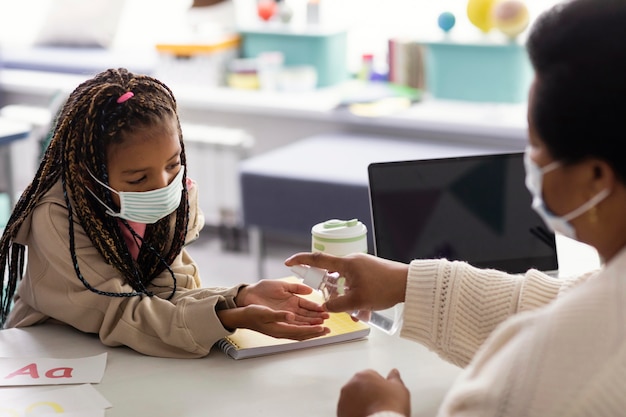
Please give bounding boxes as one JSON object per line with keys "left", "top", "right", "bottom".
{"left": 290, "top": 264, "right": 403, "bottom": 335}
{"left": 290, "top": 264, "right": 346, "bottom": 300}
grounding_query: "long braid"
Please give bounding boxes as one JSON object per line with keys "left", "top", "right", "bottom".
{"left": 1, "top": 68, "right": 189, "bottom": 326}
{"left": 1, "top": 106, "right": 64, "bottom": 324}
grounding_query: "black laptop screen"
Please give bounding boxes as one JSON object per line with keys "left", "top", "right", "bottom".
{"left": 368, "top": 152, "right": 558, "bottom": 274}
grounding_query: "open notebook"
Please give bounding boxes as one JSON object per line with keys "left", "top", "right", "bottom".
{"left": 216, "top": 278, "right": 370, "bottom": 360}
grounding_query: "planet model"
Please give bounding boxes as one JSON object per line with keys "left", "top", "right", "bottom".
{"left": 492, "top": 0, "right": 530, "bottom": 38}
{"left": 466, "top": 0, "right": 498, "bottom": 33}
{"left": 438, "top": 11, "right": 456, "bottom": 33}
{"left": 257, "top": 0, "right": 277, "bottom": 21}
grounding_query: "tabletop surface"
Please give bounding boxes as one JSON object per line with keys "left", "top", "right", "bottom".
{"left": 0, "top": 240, "right": 600, "bottom": 416}
{"left": 0, "top": 69, "right": 528, "bottom": 144}
{"left": 0, "top": 323, "right": 462, "bottom": 416}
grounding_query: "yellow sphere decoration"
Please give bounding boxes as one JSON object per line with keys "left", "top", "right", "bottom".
{"left": 492, "top": 0, "right": 530, "bottom": 38}
{"left": 467, "top": 0, "right": 498, "bottom": 33}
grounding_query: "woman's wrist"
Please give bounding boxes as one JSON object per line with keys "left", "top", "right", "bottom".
{"left": 391, "top": 263, "right": 409, "bottom": 304}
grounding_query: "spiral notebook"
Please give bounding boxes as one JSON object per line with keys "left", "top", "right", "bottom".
{"left": 216, "top": 278, "right": 370, "bottom": 360}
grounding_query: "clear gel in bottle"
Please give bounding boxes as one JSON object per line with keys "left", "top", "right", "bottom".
{"left": 290, "top": 265, "right": 403, "bottom": 335}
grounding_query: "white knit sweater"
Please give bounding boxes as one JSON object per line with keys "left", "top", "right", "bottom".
{"left": 369, "top": 247, "right": 626, "bottom": 416}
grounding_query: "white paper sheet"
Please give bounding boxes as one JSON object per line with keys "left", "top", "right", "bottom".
{"left": 0, "top": 353, "right": 107, "bottom": 386}
{"left": 0, "top": 384, "right": 111, "bottom": 416}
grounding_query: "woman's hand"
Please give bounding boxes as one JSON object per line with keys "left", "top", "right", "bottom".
{"left": 217, "top": 304, "right": 330, "bottom": 341}
{"left": 337, "top": 369, "right": 411, "bottom": 417}
{"left": 235, "top": 279, "right": 329, "bottom": 325}
{"left": 285, "top": 252, "right": 409, "bottom": 314}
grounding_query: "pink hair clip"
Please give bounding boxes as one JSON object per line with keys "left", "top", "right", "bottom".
{"left": 116, "top": 91, "right": 134, "bottom": 104}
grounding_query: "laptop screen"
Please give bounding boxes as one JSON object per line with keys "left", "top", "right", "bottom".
{"left": 368, "top": 152, "right": 558, "bottom": 274}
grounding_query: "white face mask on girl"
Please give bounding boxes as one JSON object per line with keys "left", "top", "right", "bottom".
{"left": 524, "top": 148, "right": 610, "bottom": 240}
{"left": 87, "top": 166, "right": 185, "bottom": 224}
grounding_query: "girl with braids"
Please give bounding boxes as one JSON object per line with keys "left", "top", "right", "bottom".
{"left": 0, "top": 68, "right": 329, "bottom": 358}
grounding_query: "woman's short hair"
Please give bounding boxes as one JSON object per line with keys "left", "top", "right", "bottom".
{"left": 527, "top": 0, "right": 626, "bottom": 183}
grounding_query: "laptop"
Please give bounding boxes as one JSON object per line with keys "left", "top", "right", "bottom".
{"left": 367, "top": 152, "right": 559, "bottom": 275}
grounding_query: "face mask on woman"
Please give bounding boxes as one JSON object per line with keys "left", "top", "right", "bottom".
{"left": 87, "top": 166, "right": 185, "bottom": 224}
{"left": 524, "top": 148, "right": 610, "bottom": 240}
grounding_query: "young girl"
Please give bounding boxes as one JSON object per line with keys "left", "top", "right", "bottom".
{"left": 0, "top": 68, "right": 329, "bottom": 358}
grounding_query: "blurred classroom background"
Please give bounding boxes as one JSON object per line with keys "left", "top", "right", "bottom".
{"left": 0, "top": 0, "right": 562, "bottom": 284}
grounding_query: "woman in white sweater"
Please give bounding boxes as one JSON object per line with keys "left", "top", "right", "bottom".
{"left": 286, "top": 0, "right": 626, "bottom": 415}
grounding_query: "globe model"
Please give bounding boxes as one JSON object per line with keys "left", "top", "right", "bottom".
{"left": 438, "top": 11, "right": 456, "bottom": 33}
{"left": 492, "top": 0, "right": 530, "bottom": 38}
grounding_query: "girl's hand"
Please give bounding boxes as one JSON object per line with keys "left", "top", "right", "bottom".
{"left": 235, "top": 279, "right": 329, "bottom": 325}
{"left": 338, "top": 369, "right": 411, "bottom": 417}
{"left": 217, "top": 305, "right": 330, "bottom": 341}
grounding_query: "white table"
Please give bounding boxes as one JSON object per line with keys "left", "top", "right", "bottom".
{"left": 0, "top": 239, "right": 600, "bottom": 416}
{"left": 0, "top": 324, "right": 461, "bottom": 417}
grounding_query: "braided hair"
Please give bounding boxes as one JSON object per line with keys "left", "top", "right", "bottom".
{"left": 1, "top": 68, "right": 189, "bottom": 326}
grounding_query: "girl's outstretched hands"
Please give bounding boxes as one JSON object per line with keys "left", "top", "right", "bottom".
{"left": 218, "top": 304, "right": 330, "bottom": 341}
{"left": 235, "top": 279, "right": 329, "bottom": 325}
{"left": 218, "top": 278, "right": 331, "bottom": 341}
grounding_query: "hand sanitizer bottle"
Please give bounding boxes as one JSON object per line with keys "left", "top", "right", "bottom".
{"left": 308, "top": 218, "right": 404, "bottom": 335}
{"left": 290, "top": 264, "right": 404, "bottom": 335}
